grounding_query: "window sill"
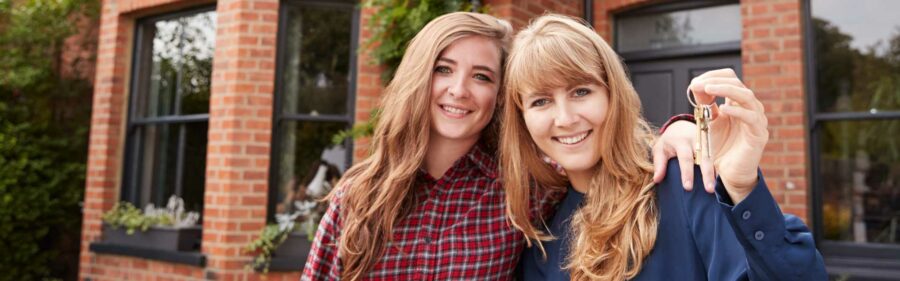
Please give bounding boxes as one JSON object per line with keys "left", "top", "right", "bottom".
{"left": 89, "top": 242, "right": 206, "bottom": 267}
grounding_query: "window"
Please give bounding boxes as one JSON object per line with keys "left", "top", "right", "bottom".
{"left": 808, "top": 0, "right": 900, "bottom": 264}
{"left": 616, "top": 3, "right": 741, "bottom": 53}
{"left": 122, "top": 7, "right": 216, "bottom": 214}
{"left": 269, "top": 0, "right": 357, "bottom": 225}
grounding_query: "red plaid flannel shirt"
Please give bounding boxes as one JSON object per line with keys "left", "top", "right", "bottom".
{"left": 302, "top": 145, "right": 563, "bottom": 280}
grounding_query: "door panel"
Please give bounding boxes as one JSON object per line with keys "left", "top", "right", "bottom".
{"left": 627, "top": 54, "right": 741, "bottom": 128}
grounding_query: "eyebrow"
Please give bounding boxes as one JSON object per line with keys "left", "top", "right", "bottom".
{"left": 525, "top": 91, "right": 551, "bottom": 99}
{"left": 437, "top": 57, "right": 497, "bottom": 75}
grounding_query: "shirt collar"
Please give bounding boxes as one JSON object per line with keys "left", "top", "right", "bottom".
{"left": 417, "top": 143, "right": 498, "bottom": 183}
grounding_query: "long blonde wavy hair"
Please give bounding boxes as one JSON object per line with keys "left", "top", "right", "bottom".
{"left": 500, "top": 14, "right": 659, "bottom": 280}
{"left": 329, "top": 12, "right": 512, "bottom": 280}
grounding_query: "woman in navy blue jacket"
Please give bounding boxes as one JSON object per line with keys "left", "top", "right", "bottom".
{"left": 499, "top": 14, "right": 827, "bottom": 280}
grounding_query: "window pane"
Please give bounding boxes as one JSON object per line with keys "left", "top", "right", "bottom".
{"left": 273, "top": 121, "right": 349, "bottom": 218}
{"left": 280, "top": 4, "right": 353, "bottom": 116}
{"left": 135, "top": 122, "right": 208, "bottom": 212}
{"left": 137, "top": 11, "right": 216, "bottom": 118}
{"left": 819, "top": 120, "right": 900, "bottom": 244}
{"left": 812, "top": 0, "right": 900, "bottom": 113}
{"left": 616, "top": 4, "right": 741, "bottom": 53}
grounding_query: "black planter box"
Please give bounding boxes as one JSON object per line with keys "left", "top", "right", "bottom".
{"left": 265, "top": 232, "right": 312, "bottom": 271}
{"left": 102, "top": 224, "right": 201, "bottom": 252}
{"left": 274, "top": 232, "right": 312, "bottom": 259}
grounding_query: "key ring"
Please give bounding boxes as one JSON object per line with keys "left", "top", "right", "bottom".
{"left": 686, "top": 89, "right": 716, "bottom": 108}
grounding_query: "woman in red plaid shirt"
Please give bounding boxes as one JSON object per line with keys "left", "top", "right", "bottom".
{"left": 302, "top": 12, "right": 701, "bottom": 281}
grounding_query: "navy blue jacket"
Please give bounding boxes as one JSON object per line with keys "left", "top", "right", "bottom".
{"left": 518, "top": 159, "right": 827, "bottom": 280}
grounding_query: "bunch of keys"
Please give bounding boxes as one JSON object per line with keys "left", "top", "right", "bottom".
{"left": 688, "top": 90, "right": 713, "bottom": 165}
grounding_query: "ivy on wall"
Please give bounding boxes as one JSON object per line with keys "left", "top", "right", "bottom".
{"left": 362, "top": 0, "right": 488, "bottom": 83}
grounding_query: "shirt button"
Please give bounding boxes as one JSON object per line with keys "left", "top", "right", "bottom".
{"left": 754, "top": 230, "right": 765, "bottom": 241}
{"left": 742, "top": 210, "right": 752, "bottom": 220}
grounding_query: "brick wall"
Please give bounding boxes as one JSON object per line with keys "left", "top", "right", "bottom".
{"left": 80, "top": 0, "right": 810, "bottom": 280}
{"left": 740, "top": 0, "right": 808, "bottom": 221}
{"left": 592, "top": 0, "right": 810, "bottom": 222}
{"left": 486, "top": 0, "right": 583, "bottom": 29}
{"left": 203, "top": 0, "right": 278, "bottom": 280}
{"left": 79, "top": 0, "right": 280, "bottom": 280}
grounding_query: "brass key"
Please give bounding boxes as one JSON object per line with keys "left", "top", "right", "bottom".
{"left": 688, "top": 90, "right": 713, "bottom": 165}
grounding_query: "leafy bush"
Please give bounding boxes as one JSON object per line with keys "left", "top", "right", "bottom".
{"left": 0, "top": 0, "right": 100, "bottom": 279}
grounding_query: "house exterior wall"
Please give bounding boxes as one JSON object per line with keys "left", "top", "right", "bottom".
{"left": 79, "top": 0, "right": 811, "bottom": 280}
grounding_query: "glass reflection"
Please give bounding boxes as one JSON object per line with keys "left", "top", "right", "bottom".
{"left": 812, "top": 0, "right": 900, "bottom": 113}
{"left": 819, "top": 120, "right": 900, "bottom": 244}
{"left": 274, "top": 121, "right": 348, "bottom": 235}
{"left": 616, "top": 4, "right": 741, "bottom": 53}
{"left": 280, "top": 4, "right": 352, "bottom": 116}
{"left": 140, "top": 11, "right": 216, "bottom": 118}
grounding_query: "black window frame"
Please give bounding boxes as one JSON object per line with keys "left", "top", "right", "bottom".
{"left": 803, "top": 0, "right": 900, "bottom": 275}
{"left": 613, "top": 0, "right": 742, "bottom": 62}
{"left": 267, "top": 0, "right": 360, "bottom": 223}
{"left": 120, "top": 4, "right": 217, "bottom": 211}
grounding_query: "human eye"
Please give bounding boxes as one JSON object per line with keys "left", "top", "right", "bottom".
{"left": 573, "top": 88, "right": 591, "bottom": 97}
{"left": 530, "top": 98, "right": 550, "bottom": 108}
{"left": 474, "top": 73, "right": 493, "bottom": 82}
{"left": 434, "top": 65, "right": 451, "bottom": 74}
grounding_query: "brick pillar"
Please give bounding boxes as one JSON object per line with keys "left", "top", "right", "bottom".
{"left": 79, "top": 0, "right": 132, "bottom": 278}
{"left": 352, "top": 5, "right": 383, "bottom": 162}
{"left": 741, "top": 0, "right": 809, "bottom": 222}
{"left": 203, "top": 0, "right": 278, "bottom": 279}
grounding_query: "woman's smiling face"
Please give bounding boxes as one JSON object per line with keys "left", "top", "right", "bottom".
{"left": 429, "top": 35, "right": 502, "bottom": 144}
{"left": 521, "top": 83, "right": 609, "bottom": 175}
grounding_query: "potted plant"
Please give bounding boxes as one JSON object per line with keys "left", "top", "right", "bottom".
{"left": 101, "top": 195, "right": 201, "bottom": 252}
{"left": 246, "top": 163, "right": 336, "bottom": 273}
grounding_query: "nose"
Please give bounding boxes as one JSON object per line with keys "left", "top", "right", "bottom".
{"left": 554, "top": 102, "right": 578, "bottom": 128}
{"left": 447, "top": 73, "right": 470, "bottom": 99}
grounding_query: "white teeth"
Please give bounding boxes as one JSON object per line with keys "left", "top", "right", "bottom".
{"left": 442, "top": 105, "right": 469, "bottom": 115}
{"left": 557, "top": 132, "right": 589, "bottom": 145}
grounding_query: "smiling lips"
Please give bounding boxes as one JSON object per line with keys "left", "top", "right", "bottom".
{"left": 440, "top": 104, "right": 472, "bottom": 117}
{"left": 553, "top": 130, "right": 592, "bottom": 145}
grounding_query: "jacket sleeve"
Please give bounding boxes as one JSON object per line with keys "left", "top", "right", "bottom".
{"left": 301, "top": 191, "right": 344, "bottom": 281}
{"left": 680, "top": 164, "right": 827, "bottom": 280}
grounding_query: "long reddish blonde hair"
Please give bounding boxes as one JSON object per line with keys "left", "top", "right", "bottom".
{"left": 500, "top": 14, "right": 659, "bottom": 280}
{"left": 330, "top": 12, "right": 511, "bottom": 280}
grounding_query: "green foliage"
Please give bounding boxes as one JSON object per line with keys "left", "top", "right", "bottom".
{"left": 0, "top": 104, "right": 87, "bottom": 280}
{"left": 244, "top": 224, "right": 294, "bottom": 274}
{"left": 102, "top": 202, "right": 159, "bottom": 234}
{"left": 102, "top": 196, "right": 201, "bottom": 234}
{"left": 0, "top": 0, "right": 100, "bottom": 280}
{"left": 332, "top": 109, "right": 381, "bottom": 145}
{"left": 0, "top": 0, "right": 100, "bottom": 90}
{"left": 362, "top": 0, "right": 488, "bottom": 83}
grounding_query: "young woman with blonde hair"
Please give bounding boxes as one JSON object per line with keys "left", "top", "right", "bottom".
{"left": 502, "top": 14, "right": 827, "bottom": 280}
{"left": 303, "top": 11, "right": 709, "bottom": 280}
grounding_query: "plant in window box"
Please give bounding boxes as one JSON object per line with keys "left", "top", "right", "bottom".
{"left": 101, "top": 195, "right": 201, "bottom": 252}
{"left": 246, "top": 163, "right": 339, "bottom": 273}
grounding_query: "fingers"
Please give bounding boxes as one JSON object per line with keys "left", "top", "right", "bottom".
{"left": 651, "top": 138, "right": 671, "bottom": 183}
{"left": 700, "top": 156, "right": 716, "bottom": 193}
{"left": 720, "top": 104, "right": 769, "bottom": 137}
{"left": 705, "top": 84, "right": 763, "bottom": 113}
{"left": 675, "top": 144, "right": 695, "bottom": 191}
{"left": 689, "top": 69, "right": 743, "bottom": 104}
